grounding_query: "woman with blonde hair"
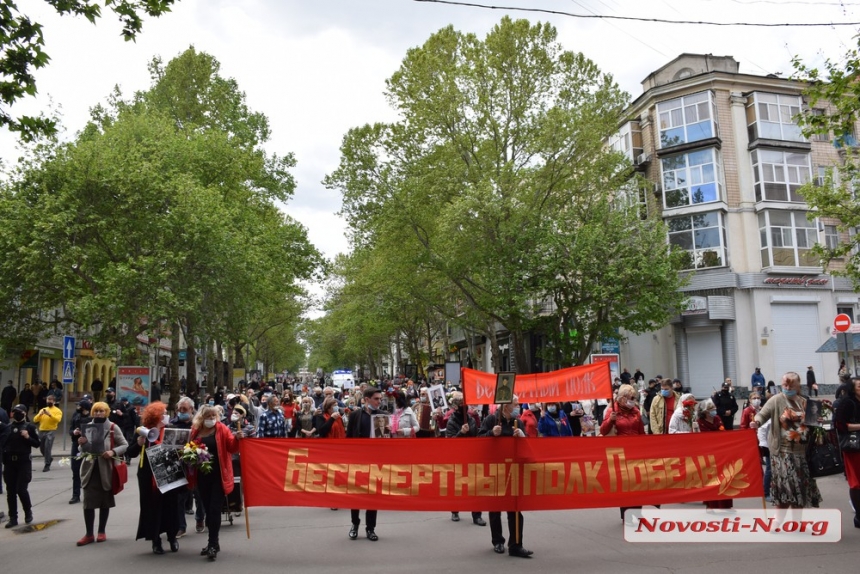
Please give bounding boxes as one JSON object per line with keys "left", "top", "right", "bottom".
{"left": 75, "top": 401, "right": 128, "bottom": 546}
{"left": 292, "top": 396, "right": 317, "bottom": 438}
{"left": 126, "top": 401, "right": 181, "bottom": 554}
{"left": 599, "top": 384, "right": 645, "bottom": 523}
{"left": 190, "top": 404, "right": 243, "bottom": 560}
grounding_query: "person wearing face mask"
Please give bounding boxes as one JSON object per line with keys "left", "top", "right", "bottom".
{"left": 711, "top": 381, "right": 739, "bottom": 430}
{"left": 446, "top": 391, "right": 487, "bottom": 526}
{"left": 672, "top": 379, "right": 684, "bottom": 394}
{"left": 740, "top": 392, "right": 762, "bottom": 429}
{"left": 414, "top": 388, "right": 436, "bottom": 438}
{"left": 33, "top": 394, "right": 62, "bottom": 472}
{"left": 125, "top": 402, "right": 181, "bottom": 554}
{"left": 750, "top": 372, "right": 823, "bottom": 509}
{"left": 649, "top": 380, "right": 680, "bottom": 435}
{"left": 696, "top": 398, "right": 734, "bottom": 511}
{"left": 190, "top": 404, "right": 243, "bottom": 560}
{"left": 311, "top": 386, "right": 325, "bottom": 409}
{"left": 225, "top": 405, "right": 254, "bottom": 516}
{"left": 538, "top": 402, "right": 573, "bottom": 437}
{"left": 74, "top": 401, "right": 128, "bottom": 544}
{"left": 68, "top": 399, "right": 93, "bottom": 504}
{"left": 600, "top": 386, "right": 646, "bottom": 523}
{"left": 170, "top": 397, "right": 198, "bottom": 537}
{"left": 1, "top": 404, "right": 40, "bottom": 527}
{"left": 346, "top": 387, "right": 384, "bottom": 541}
{"left": 478, "top": 396, "right": 531, "bottom": 558}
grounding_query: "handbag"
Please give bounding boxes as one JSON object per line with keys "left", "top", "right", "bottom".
{"left": 806, "top": 428, "right": 844, "bottom": 477}
{"left": 838, "top": 401, "right": 860, "bottom": 452}
{"left": 109, "top": 423, "right": 128, "bottom": 495}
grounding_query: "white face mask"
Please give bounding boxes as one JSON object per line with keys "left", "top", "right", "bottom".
{"left": 204, "top": 419, "right": 216, "bottom": 428}
{"left": 231, "top": 413, "right": 242, "bottom": 423}
{"left": 751, "top": 399, "right": 761, "bottom": 407}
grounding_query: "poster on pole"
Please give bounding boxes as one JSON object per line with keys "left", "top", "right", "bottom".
{"left": 117, "top": 366, "right": 151, "bottom": 411}
{"left": 590, "top": 353, "right": 620, "bottom": 383}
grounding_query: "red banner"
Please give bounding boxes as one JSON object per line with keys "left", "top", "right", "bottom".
{"left": 461, "top": 363, "right": 612, "bottom": 405}
{"left": 240, "top": 432, "right": 762, "bottom": 511}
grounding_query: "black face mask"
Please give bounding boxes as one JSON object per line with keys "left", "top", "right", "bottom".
{"left": 92, "top": 417, "right": 107, "bottom": 424}
{"left": 12, "top": 412, "right": 25, "bottom": 422}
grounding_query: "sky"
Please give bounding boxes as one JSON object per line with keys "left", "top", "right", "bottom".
{"left": 1, "top": 0, "right": 859, "bottom": 289}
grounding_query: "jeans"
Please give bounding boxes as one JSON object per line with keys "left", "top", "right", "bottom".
{"left": 39, "top": 430, "right": 55, "bottom": 467}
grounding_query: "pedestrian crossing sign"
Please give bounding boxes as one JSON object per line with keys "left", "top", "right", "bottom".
{"left": 62, "top": 359, "right": 75, "bottom": 384}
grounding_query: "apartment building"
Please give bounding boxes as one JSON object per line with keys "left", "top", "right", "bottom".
{"left": 611, "top": 54, "right": 858, "bottom": 396}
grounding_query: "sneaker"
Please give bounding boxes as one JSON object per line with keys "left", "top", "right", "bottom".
{"left": 195, "top": 520, "right": 204, "bottom": 533}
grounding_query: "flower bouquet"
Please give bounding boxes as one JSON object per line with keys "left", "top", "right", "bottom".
{"left": 181, "top": 440, "right": 213, "bottom": 474}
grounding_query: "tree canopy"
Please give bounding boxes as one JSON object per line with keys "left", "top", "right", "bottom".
{"left": 323, "top": 17, "right": 687, "bottom": 373}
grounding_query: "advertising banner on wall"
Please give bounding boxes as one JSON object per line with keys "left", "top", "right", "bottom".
{"left": 116, "top": 366, "right": 151, "bottom": 410}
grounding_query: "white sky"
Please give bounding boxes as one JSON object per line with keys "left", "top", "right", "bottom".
{"left": 2, "top": 0, "right": 858, "bottom": 273}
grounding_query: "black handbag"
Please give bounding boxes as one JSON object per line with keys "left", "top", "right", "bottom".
{"left": 837, "top": 400, "right": 860, "bottom": 452}
{"left": 807, "top": 428, "right": 844, "bottom": 477}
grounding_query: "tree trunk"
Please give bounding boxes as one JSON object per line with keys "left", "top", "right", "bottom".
{"left": 205, "top": 338, "right": 216, "bottom": 394}
{"left": 169, "top": 320, "right": 180, "bottom": 410}
{"left": 511, "top": 329, "right": 531, "bottom": 374}
{"left": 185, "top": 318, "right": 198, "bottom": 398}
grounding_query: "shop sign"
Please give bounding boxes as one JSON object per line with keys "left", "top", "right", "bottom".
{"left": 682, "top": 296, "right": 708, "bottom": 316}
{"left": 763, "top": 276, "right": 829, "bottom": 287}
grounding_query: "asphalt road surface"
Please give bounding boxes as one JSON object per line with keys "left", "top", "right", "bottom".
{"left": 2, "top": 450, "right": 859, "bottom": 573}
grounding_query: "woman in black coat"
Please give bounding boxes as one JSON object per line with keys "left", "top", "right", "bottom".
{"left": 125, "top": 401, "right": 181, "bottom": 554}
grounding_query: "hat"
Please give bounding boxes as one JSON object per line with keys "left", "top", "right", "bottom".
{"left": 12, "top": 404, "right": 27, "bottom": 414}
{"left": 233, "top": 405, "right": 246, "bottom": 417}
{"left": 78, "top": 400, "right": 92, "bottom": 410}
{"left": 107, "top": 387, "right": 115, "bottom": 393}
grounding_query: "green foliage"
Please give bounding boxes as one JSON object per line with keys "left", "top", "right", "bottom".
{"left": 326, "top": 17, "right": 687, "bottom": 371}
{"left": 793, "top": 40, "right": 860, "bottom": 288}
{"left": 0, "top": 0, "right": 177, "bottom": 140}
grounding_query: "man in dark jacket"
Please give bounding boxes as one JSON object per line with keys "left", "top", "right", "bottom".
{"left": 446, "top": 391, "right": 486, "bottom": 526}
{"left": 1, "top": 381, "right": 16, "bottom": 413}
{"left": 346, "top": 387, "right": 382, "bottom": 541}
{"left": 712, "top": 381, "right": 739, "bottom": 430}
{"left": 807, "top": 366, "right": 818, "bottom": 397}
{"left": 478, "top": 398, "right": 532, "bottom": 558}
{"left": 1, "top": 405, "right": 40, "bottom": 527}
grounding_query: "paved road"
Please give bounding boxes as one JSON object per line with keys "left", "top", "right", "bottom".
{"left": 1, "top": 448, "right": 859, "bottom": 573}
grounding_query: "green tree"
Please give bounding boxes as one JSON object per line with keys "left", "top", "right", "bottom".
{"left": 0, "top": 0, "right": 177, "bottom": 140}
{"left": 794, "top": 43, "right": 860, "bottom": 287}
{"left": 326, "top": 18, "right": 687, "bottom": 372}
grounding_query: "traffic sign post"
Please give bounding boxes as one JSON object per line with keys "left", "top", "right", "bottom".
{"left": 834, "top": 315, "right": 853, "bottom": 383}
{"left": 834, "top": 314, "right": 852, "bottom": 333}
{"left": 63, "top": 335, "right": 76, "bottom": 360}
{"left": 61, "top": 334, "right": 76, "bottom": 452}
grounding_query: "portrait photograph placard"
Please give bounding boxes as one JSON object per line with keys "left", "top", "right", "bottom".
{"left": 146, "top": 444, "right": 189, "bottom": 493}
{"left": 371, "top": 413, "right": 392, "bottom": 438}
{"left": 162, "top": 428, "right": 191, "bottom": 448}
{"left": 804, "top": 399, "right": 823, "bottom": 427}
{"left": 428, "top": 384, "right": 448, "bottom": 411}
{"left": 494, "top": 372, "right": 516, "bottom": 404}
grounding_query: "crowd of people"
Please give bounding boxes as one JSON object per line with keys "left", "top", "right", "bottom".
{"left": 1, "top": 368, "right": 859, "bottom": 558}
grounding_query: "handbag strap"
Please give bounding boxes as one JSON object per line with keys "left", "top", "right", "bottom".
{"left": 109, "top": 423, "right": 114, "bottom": 450}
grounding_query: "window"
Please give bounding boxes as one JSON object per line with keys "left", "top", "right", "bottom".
{"left": 810, "top": 109, "right": 830, "bottom": 142}
{"left": 758, "top": 211, "right": 819, "bottom": 268}
{"left": 667, "top": 212, "right": 726, "bottom": 270}
{"left": 751, "top": 149, "right": 811, "bottom": 202}
{"left": 837, "top": 306, "right": 855, "bottom": 323}
{"left": 661, "top": 148, "right": 722, "bottom": 208}
{"left": 657, "top": 91, "right": 718, "bottom": 148}
{"left": 825, "top": 225, "right": 840, "bottom": 249}
{"left": 746, "top": 92, "right": 805, "bottom": 143}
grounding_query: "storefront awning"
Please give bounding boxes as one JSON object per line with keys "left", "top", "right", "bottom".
{"left": 816, "top": 334, "right": 860, "bottom": 353}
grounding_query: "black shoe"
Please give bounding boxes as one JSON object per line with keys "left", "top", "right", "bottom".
{"left": 24, "top": 510, "right": 33, "bottom": 524}
{"left": 348, "top": 524, "right": 359, "bottom": 540}
{"left": 185, "top": 509, "right": 194, "bottom": 515}
{"left": 152, "top": 541, "right": 165, "bottom": 555}
{"left": 509, "top": 546, "right": 533, "bottom": 558}
{"left": 365, "top": 528, "right": 378, "bottom": 541}
{"left": 5, "top": 519, "right": 17, "bottom": 529}
{"left": 69, "top": 497, "right": 81, "bottom": 504}
{"left": 207, "top": 547, "right": 217, "bottom": 561}
{"left": 493, "top": 543, "right": 505, "bottom": 554}
{"left": 169, "top": 539, "right": 179, "bottom": 552}
{"left": 200, "top": 547, "right": 210, "bottom": 556}
{"left": 451, "top": 512, "right": 460, "bottom": 522}
{"left": 42, "top": 465, "right": 50, "bottom": 472}
{"left": 473, "top": 517, "right": 487, "bottom": 526}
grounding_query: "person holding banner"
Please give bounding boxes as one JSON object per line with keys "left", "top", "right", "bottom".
{"left": 478, "top": 396, "right": 532, "bottom": 558}
{"left": 346, "top": 387, "right": 384, "bottom": 541}
{"left": 600, "top": 385, "right": 646, "bottom": 523}
{"left": 75, "top": 402, "right": 128, "bottom": 546}
{"left": 126, "top": 401, "right": 181, "bottom": 554}
{"left": 537, "top": 402, "right": 572, "bottom": 437}
{"left": 445, "top": 391, "right": 487, "bottom": 527}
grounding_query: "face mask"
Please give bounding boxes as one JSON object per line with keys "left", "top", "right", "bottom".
{"left": 12, "top": 412, "right": 24, "bottom": 422}
{"left": 626, "top": 399, "right": 637, "bottom": 409}
{"left": 661, "top": 389, "right": 671, "bottom": 397}
{"left": 751, "top": 400, "right": 761, "bottom": 407}
{"left": 420, "top": 397, "right": 428, "bottom": 403}
{"left": 708, "top": 409, "right": 717, "bottom": 417}
{"left": 208, "top": 400, "right": 215, "bottom": 407}
{"left": 547, "top": 405, "right": 557, "bottom": 414}
{"left": 673, "top": 386, "right": 681, "bottom": 392}
{"left": 92, "top": 416, "right": 106, "bottom": 424}
{"left": 782, "top": 388, "right": 796, "bottom": 397}
{"left": 178, "top": 412, "right": 191, "bottom": 421}
{"left": 231, "top": 413, "right": 242, "bottom": 423}
{"left": 204, "top": 419, "right": 216, "bottom": 428}
{"left": 510, "top": 406, "right": 521, "bottom": 417}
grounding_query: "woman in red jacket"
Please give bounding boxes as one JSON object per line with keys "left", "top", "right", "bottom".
{"left": 600, "top": 385, "right": 646, "bottom": 523}
{"left": 190, "top": 405, "right": 243, "bottom": 560}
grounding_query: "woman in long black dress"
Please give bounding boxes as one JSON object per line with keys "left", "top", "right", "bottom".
{"left": 126, "top": 401, "right": 181, "bottom": 554}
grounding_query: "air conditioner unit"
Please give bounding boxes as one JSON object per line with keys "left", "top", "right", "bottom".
{"left": 635, "top": 153, "right": 650, "bottom": 166}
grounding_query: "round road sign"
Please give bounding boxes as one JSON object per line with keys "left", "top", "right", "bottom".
{"left": 834, "top": 313, "right": 852, "bottom": 333}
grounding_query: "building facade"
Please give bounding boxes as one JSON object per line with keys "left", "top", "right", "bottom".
{"left": 613, "top": 54, "right": 858, "bottom": 397}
